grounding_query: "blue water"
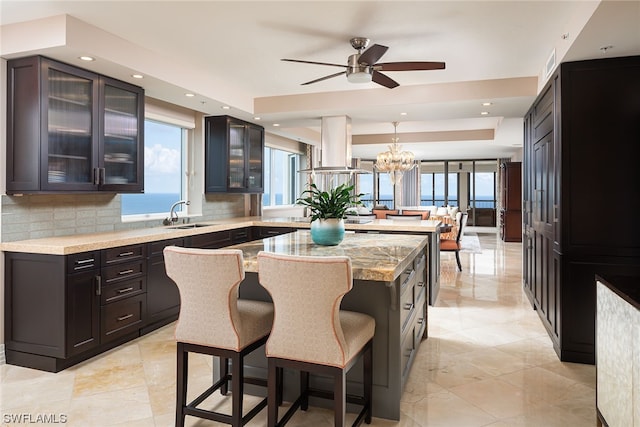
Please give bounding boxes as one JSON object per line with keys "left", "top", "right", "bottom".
{"left": 361, "top": 195, "right": 495, "bottom": 209}
{"left": 121, "top": 193, "right": 181, "bottom": 215}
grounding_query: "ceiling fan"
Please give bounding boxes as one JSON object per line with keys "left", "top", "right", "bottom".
{"left": 282, "top": 37, "right": 445, "bottom": 89}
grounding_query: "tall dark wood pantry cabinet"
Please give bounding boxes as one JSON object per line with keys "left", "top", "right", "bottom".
{"left": 522, "top": 55, "right": 640, "bottom": 364}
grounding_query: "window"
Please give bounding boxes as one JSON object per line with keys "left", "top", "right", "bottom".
{"left": 121, "top": 120, "right": 186, "bottom": 217}
{"left": 263, "top": 146, "right": 303, "bottom": 206}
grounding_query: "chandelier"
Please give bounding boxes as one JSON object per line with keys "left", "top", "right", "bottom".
{"left": 374, "top": 121, "right": 415, "bottom": 185}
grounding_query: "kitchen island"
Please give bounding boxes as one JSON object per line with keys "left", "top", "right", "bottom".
{"left": 226, "top": 230, "right": 429, "bottom": 420}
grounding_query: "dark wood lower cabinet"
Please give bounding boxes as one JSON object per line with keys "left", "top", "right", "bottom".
{"left": 3, "top": 227, "right": 278, "bottom": 372}
{"left": 5, "top": 252, "right": 102, "bottom": 371}
{"left": 144, "top": 238, "right": 184, "bottom": 334}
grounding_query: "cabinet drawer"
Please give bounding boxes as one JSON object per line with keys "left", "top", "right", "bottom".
{"left": 101, "top": 294, "right": 145, "bottom": 341}
{"left": 102, "top": 244, "right": 146, "bottom": 265}
{"left": 149, "top": 238, "right": 184, "bottom": 257}
{"left": 400, "top": 270, "right": 416, "bottom": 331}
{"left": 230, "top": 227, "right": 251, "bottom": 243}
{"left": 401, "top": 322, "right": 416, "bottom": 379}
{"left": 101, "top": 276, "right": 146, "bottom": 305}
{"left": 102, "top": 260, "right": 146, "bottom": 284}
{"left": 188, "top": 231, "right": 231, "bottom": 249}
{"left": 67, "top": 251, "right": 100, "bottom": 273}
{"left": 414, "top": 253, "right": 426, "bottom": 272}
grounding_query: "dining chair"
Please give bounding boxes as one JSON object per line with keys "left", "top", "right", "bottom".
{"left": 372, "top": 209, "right": 398, "bottom": 219}
{"left": 440, "top": 212, "right": 468, "bottom": 271}
{"left": 257, "top": 252, "right": 375, "bottom": 427}
{"left": 163, "top": 246, "right": 275, "bottom": 427}
{"left": 400, "top": 210, "right": 430, "bottom": 219}
{"left": 386, "top": 213, "right": 423, "bottom": 220}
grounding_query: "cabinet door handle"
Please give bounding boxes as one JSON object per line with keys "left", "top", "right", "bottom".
{"left": 404, "top": 303, "right": 414, "bottom": 311}
{"left": 93, "top": 168, "right": 100, "bottom": 185}
{"left": 117, "top": 287, "right": 134, "bottom": 294}
{"left": 95, "top": 275, "right": 102, "bottom": 296}
{"left": 118, "top": 251, "right": 134, "bottom": 257}
{"left": 100, "top": 168, "right": 106, "bottom": 185}
{"left": 117, "top": 314, "right": 134, "bottom": 322}
{"left": 118, "top": 269, "right": 134, "bottom": 275}
{"left": 76, "top": 258, "right": 95, "bottom": 265}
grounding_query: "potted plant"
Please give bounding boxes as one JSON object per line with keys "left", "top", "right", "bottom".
{"left": 296, "top": 182, "right": 364, "bottom": 245}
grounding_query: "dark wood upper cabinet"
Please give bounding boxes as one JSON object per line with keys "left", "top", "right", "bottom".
{"left": 6, "top": 56, "right": 144, "bottom": 194}
{"left": 204, "top": 115, "right": 264, "bottom": 193}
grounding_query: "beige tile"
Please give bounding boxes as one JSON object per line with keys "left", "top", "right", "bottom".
{"left": 72, "top": 361, "right": 147, "bottom": 397}
{"left": 0, "top": 234, "right": 598, "bottom": 426}
{"left": 449, "top": 377, "right": 530, "bottom": 418}
{"left": 401, "top": 390, "right": 497, "bottom": 427}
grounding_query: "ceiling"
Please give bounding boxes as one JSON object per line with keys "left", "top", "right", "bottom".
{"left": 2, "top": 1, "right": 639, "bottom": 161}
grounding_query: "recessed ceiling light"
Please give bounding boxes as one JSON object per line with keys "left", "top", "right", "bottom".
{"left": 400, "top": 112, "right": 407, "bottom": 116}
{"left": 131, "top": 74, "right": 143, "bottom": 79}
{"left": 221, "top": 105, "right": 230, "bottom": 110}
{"left": 185, "top": 93, "right": 195, "bottom": 97}
{"left": 254, "top": 117, "right": 261, "bottom": 120}
{"left": 482, "top": 102, "right": 492, "bottom": 106}
{"left": 273, "top": 123, "right": 280, "bottom": 127}
{"left": 79, "top": 56, "right": 95, "bottom": 61}
{"left": 480, "top": 111, "right": 489, "bottom": 115}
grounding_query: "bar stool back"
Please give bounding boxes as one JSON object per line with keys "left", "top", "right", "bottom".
{"left": 257, "top": 251, "right": 375, "bottom": 427}
{"left": 164, "top": 246, "right": 274, "bottom": 427}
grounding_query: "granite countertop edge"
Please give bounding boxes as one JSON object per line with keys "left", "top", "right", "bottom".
{"left": 0, "top": 216, "right": 441, "bottom": 255}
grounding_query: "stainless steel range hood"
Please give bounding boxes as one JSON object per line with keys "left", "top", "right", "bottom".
{"left": 299, "top": 116, "right": 370, "bottom": 174}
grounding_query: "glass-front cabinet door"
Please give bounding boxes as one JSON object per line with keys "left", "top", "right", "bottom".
{"left": 100, "top": 77, "right": 144, "bottom": 192}
{"left": 247, "top": 125, "right": 264, "bottom": 192}
{"left": 228, "top": 123, "right": 247, "bottom": 189}
{"left": 43, "top": 63, "right": 99, "bottom": 191}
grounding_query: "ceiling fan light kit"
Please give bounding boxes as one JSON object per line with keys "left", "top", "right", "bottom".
{"left": 282, "top": 37, "right": 445, "bottom": 88}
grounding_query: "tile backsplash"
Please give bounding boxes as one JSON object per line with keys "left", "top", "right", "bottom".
{"left": 0, "top": 193, "right": 246, "bottom": 242}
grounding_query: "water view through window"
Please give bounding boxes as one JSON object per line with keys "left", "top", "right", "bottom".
{"left": 121, "top": 120, "right": 183, "bottom": 215}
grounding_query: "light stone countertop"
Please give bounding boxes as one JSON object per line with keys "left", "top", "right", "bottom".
{"left": 227, "top": 230, "right": 428, "bottom": 282}
{"left": 0, "top": 216, "right": 441, "bottom": 255}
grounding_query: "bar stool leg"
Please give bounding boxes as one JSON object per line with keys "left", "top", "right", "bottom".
{"left": 267, "top": 359, "right": 279, "bottom": 427}
{"left": 334, "top": 371, "right": 346, "bottom": 427}
{"left": 231, "top": 354, "right": 243, "bottom": 427}
{"left": 276, "top": 367, "right": 284, "bottom": 406}
{"left": 364, "top": 342, "right": 373, "bottom": 424}
{"left": 175, "top": 343, "right": 188, "bottom": 427}
{"left": 300, "top": 371, "right": 309, "bottom": 411}
{"left": 220, "top": 357, "right": 229, "bottom": 395}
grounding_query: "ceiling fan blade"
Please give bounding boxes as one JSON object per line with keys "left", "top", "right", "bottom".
{"left": 301, "top": 71, "right": 347, "bottom": 85}
{"left": 358, "top": 44, "right": 388, "bottom": 65}
{"left": 372, "top": 71, "right": 399, "bottom": 89}
{"left": 376, "top": 61, "right": 446, "bottom": 71}
{"left": 281, "top": 58, "right": 346, "bottom": 68}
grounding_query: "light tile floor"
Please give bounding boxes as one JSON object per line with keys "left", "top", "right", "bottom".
{"left": 0, "top": 233, "right": 596, "bottom": 426}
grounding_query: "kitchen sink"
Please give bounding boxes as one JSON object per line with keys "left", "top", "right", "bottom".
{"left": 170, "top": 223, "right": 215, "bottom": 229}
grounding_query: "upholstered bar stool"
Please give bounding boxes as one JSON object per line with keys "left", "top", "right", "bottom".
{"left": 257, "top": 252, "right": 375, "bottom": 427}
{"left": 164, "top": 246, "right": 275, "bottom": 427}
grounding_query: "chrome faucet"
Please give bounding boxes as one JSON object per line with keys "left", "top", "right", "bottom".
{"left": 163, "top": 200, "right": 190, "bottom": 225}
